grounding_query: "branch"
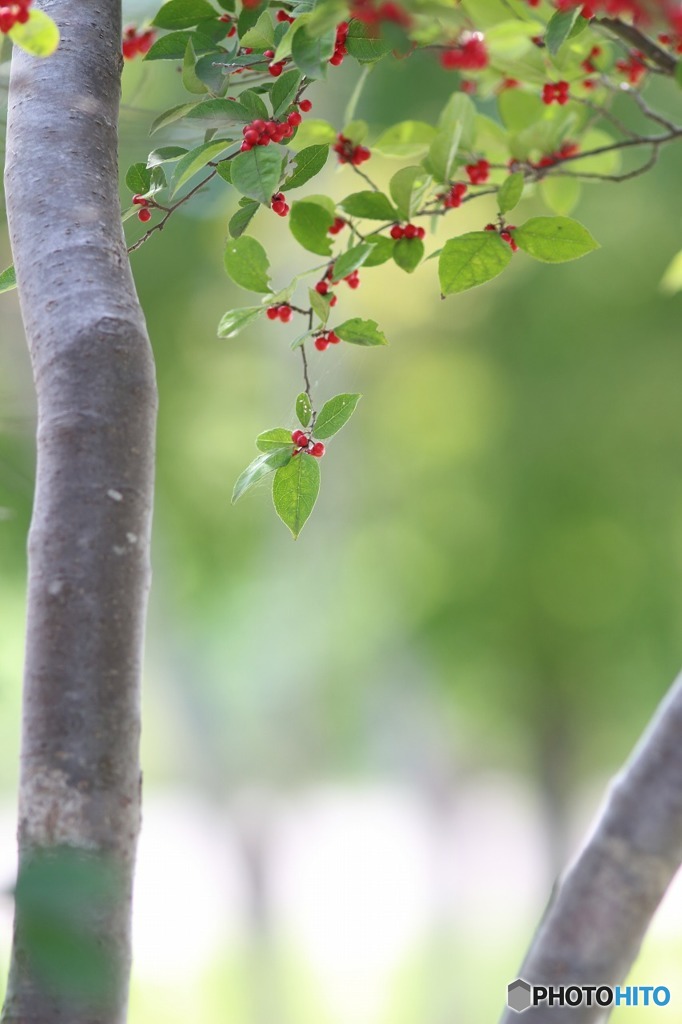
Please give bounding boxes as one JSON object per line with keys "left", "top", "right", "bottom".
{"left": 499, "top": 672, "right": 682, "bottom": 1023}
{"left": 597, "top": 17, "right": 677, "bottom": 74}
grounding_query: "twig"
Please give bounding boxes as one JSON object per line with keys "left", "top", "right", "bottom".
{"left": 597, "top": 17, "right": 677, "bottom": 74}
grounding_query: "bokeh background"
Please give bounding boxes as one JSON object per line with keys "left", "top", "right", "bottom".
{"left": 2, "top": 6, "right": 682, "bottom": 1021}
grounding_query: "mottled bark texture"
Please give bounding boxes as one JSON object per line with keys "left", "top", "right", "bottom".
{"left": 2, "top": 2, "right": 156, "bottom": 1022}
{"left": 500, "top": 673, "right": 682, "bottom": 1023}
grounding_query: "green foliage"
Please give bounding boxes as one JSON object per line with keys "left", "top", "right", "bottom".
{"left": 231, "top": 148, "right": 283, "bottom": 204}
{"left": 289, "top": 200, "right": 334, "bottom": 254}
{"left": 314, "top": 394, "right": 362, "bottom": 439}
{"left": 9, "top": 9, "right": 59, "bottom": 56}
{"left": 0, "top": 265, "right": 16, "bottom": 294}
{"left": 439, "top": 233, "right": 512, "bottom": 295}
{"left": 272, "top": 453, "right": 320, "bottom": 538}
{"left": 497, "top": 172, "right": 524, "bottom": 215}
{"left": 514, "top": 217, "right": 600, "bottom": 263}
{"left": 335, "top": 318, "right": 388, "bottom": 346}
{"left": 224, "top": 237, "right": 271, "bottom": 293}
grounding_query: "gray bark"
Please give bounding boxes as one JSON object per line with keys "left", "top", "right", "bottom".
{"left": 2, "top": 2, "right": 156, "bottom": 1022}
{"left": 500, "top": 673, "right": 682, "bottom": 1023}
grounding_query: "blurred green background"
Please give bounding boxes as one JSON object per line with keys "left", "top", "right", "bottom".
{"left": 2, "top": 6, "right": 682, "bottom": 1021}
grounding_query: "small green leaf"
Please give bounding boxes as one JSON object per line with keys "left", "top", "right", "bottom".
{"left": 224, "top": 237, "right": 271, "bottom": 293}
{"left": 272, "top": 452, "right": 321, "bottom": 539}
{"left": 363, "top": 234, "right": 395, "bottom": 266}
{"left": 144, "top": 31, "right": 194, "bottom": 60}
{"left": 389, "top": 166, "right": 432, "bottom": 221}
{"left": 186, "top": 97, "right": 252, "bottom": 122}
{"left": 344, "top": 19, "right": 391, "bottom": 63}
{"left": 147, "top": 147, "right": 189, "bottom": 168}
{"left": 331, "top": 242, "right": 375, "bottom": 282}
{"left": 150, "top": 102, "right": 203, "bottom": 134}
{"left": 425, "top": 123, "right": 462, "bottom": 185}
{"left": 497, "top": 172, "right": 524, "bottom": 214}
{"left": 374, "top": 121, "right": 436, "bottom": 159}
{"left": 291, "top": 24, "right": 335, "bottom": 79}
{"left": 231, "top": 146, "right": 283, "bottom": 204}
{"left": 289, "top": 200, "right": 334, "bottom": 255}
{"left": 437, "top": 93, "right": 476, "bottom": 149}
{"left": 283, "top": 145, "right": 330, "bottom": 190}
{"left": 314, "top": 393, "right": 361, "bottom": 439}
{"left": 233, "top": 449, "right": 292, "bottom": 503}
{"left": 545, "top": 7, "right": 580, "bottom": 56}
{"left": 240, "top": 10, "right": 275, "bottom": 48}
{"left": 256, "top": 427, "right": 296, "bottom": 452}
{"left": 0, "top": 265, "right": 17, "bottom": 295}
{"left": 229, "top": 201, "right": 259, "bottom": 237}
{"left": 239, "top": 90, "right": 270, "bottom": 121}
{"left": 296, "top": 393, "right": 312, "bottom": 427}
{"left": 217, "top": 305, "right": 264, "bottom": 338}
{"left": 335, "top": 318, "right": 388, "bottom": 346}
{"left": 125, "top": 163, "right": 152, "bottom": 195}
{"left": 309, "top": 287, "right": 332, "bottom": 324}
{"left": 182, "top": 39, "right": 208, "bottom": 94}
{"left": 339, "top": 191, "right": 397, "bottom": 220}
{"left": 170, "top": 140, "right": 230, "bottom": 197}
{"left": 514, "top": 216, "right": 599, "bottom": 263}
{"left": 439, "top": 232, "right": 512, "bottom": 295}
{"left": 153, "top": 0, "right": 218, "bottom": 29}
{"left": 272, "top": 69, "right": 302, "bottom": 118}
{"left": 8, "top": 10, "right": 59, "bottom": 57}
{"left": 393, "top": 238, "right": 424, "bottom": 274}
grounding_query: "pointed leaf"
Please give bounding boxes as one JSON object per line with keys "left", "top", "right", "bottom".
{"left": 389, "top": 166, "right": 432, "bottom": 220}
{"left": 0, "top": 265, "right": 17, "bottom": 295}
{"left": 272, "top": 453, "right": 321, "bottom": 538}
{"left": 272, "top": 69, "right": 302, "bottom": 118}
{"left": 314, "top": 393, "right": 361, "bottom": 439}
{"left": 232, "top": 449, "right": 292, "bottom": 503}
{"left": 125, "top": 163, "right": 152, "bottom": 195}
{"left": 291, "top": 24, "right": 335, "bottom": 79}
{"left": 147, "top": 147, "right": 189, "bottom": 168}
{"left": 393, "top": 238, "right": 424, "bottom": 274}
{"left": 439, "top": 232, "right": 512, "bottom": 295}
{"left": 170, "top": 140, "right": 230, "bottom": 196}
{"left": 217, "top": 305, "right": 264, "bottom": 338}
{"left": 497, "top": 171, "right": 524, "bottom": 214}
{"left": 514, "top": 216, "right": 599, "bottom": 263}
{"left": 256, "top": 428, "right": 295, "bottom": 453}
{"left": 339, "top": 191, "right": 397, "bottom": 220}
{"left": 224, "top": 237, "right": 271, "bottom": 292}
{"left": 289, "top": 200, "right": 334, "bottom": 255}
{"left": 283, "top": 145, "right": 330, "bottom": 190}
{"left": 153, "top": 0, "right": 218, "bottom": 29}
{"left": 231, "top": 146, "right": 283, "bottom": 204}
{"left": 229, "top": 201, "right": 259, "bottom": 237}
{"left": 334, "top": 318, "right": 388, "bottom": 346}
{"left": 296, "top": 393, "right": 312, "bottom": 427}
{"left": 331, "top": 242, "right": 375, "bottom": 282}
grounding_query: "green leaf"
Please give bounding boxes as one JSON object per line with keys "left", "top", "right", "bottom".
{"left": 217, "top": 305, "right": 264, "bottom": 338}
{"left": 291, "top": 24, "right": 335, "bottom": 79}
{"left": 296, "top": 392, "right": 312, "bottom": 427}
{"left": 240, "top": 10, "right": 275, "bottom": 48}
{"left": 540, "top": 176, "right": 581, "bottom": 216}
{"left": 331, "top": 242, "right": 375, "bottom": 282}
{"left": 231, "top": 146, "right": 283, "bottom": 204}
{"left": 497, "top": 171, "right": 524, "bottom": 215}
{"left": 153, "top": 0, "right": 218, "bottom": 29}
{"left": 438, "top": 93, "right": 476, "bottom": 150}
{"left": 374, "top": 121, "right": 436, "bottom": 159}
{"left": 150, "top": 102, "right": 203, "bottom": 134}
{"left": 289, "top": 200, "right": 334, "bottom": 255}
{"left": 195, "top": 51, "right": 230, "bottom": 91}
{"left": 0, "top": 265, "right": 17, "bottom": 295}
{"left": 675, "top": 60, "right": 682, "bottom": 89}
{"left": 186, "top": 97, "right": 252, "bottom": 122}
{"left": 514, "top": 216, "right": 599, "bottom": 263}
{"left": 272, "top": 70, "right": 302, "bottom": 117}
{"left": 498, "top": 90, "right": 545, "bottom": 132}
{"left": 233, "top": 449, "right": 292, "bottom": 503}
{"left": 660, "top": 249, "right": 682, "bottom": 294}
{"left": 182, "top": 39, "right": 208, "bottom": 93}
{"left": 287, "top": 118, "right": 337, "bottom": 151}
{"left": 229, "top": 201, "right": 259, "bottom": 237}
{"left": 389, "top": 166, "right": 432, "bottom": 221}
{"left": 8, "top": 10, "right": 59, "bottom": 56}
{"left": 344, "top": 19, "right": 391, "bottom": 63}
{"left": 272, "top": 453, "right": 321, "bottom": 539}
{"left": 314, "top": 393, "right": 361, "bottom": 439}
{"left": 335, "top": 318, "right": 388, "bottom": 346}
{"left": 342, "top": 119, "right": 369, "bottom": 145}
{"left": 144, "top": 31, "right": 194, "bottom": 60}
{"left": 425, "top": 124, "right": 462, "bottom": 184}
{"left": 170, "top": 140, "right": 230, "bottom": 197}
{"left": 147, "top": 147, "right": 189, "bottom": 168}
{"left": 363, "top": 234, "right": 395, "bottom": 267}
{"left": 545, "top": 7, "right": 580, "bottom": 56}
{"left": 309, "top": 287, "right": 332, "bottom": 324}
{"left": 339, "top": 191, "right": 397, "bottom": 220}
{"left": 256, "top": 427, "right": 296, "bottom": 452}
{"left": 224, "top": 237, "right": 271, "bottom": 292}
{"left": 439, "top": 232, "right": 512, "bottom": 295}
{"left": 393, "top": 238, "right": 424, "bottom": 274}
{"left": 125, "top": 163, "right": 152, "bottom": 195}
{"left": 283, "top": 145, "right": 330, "bottom": 190}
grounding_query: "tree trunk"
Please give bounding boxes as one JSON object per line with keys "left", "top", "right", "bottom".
{"left": 2, "top": 2, "right": 156, "bottom": 1021}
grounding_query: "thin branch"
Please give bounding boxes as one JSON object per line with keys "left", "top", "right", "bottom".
{"left": 597, "top": 17, "right": 677, "bottom": 74}
{"left": 127, "top": 167, "right": 219, "bottom": 254}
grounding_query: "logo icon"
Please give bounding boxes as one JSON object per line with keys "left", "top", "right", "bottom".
{"left": 507, "top": 978, "right": 532, "bottom": 1013}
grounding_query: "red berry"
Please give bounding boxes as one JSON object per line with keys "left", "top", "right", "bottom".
{"left": 278, "top": 305, "right": 294, "bottom": 323}
{"left": 267, "top": 307, "right": 279, "bottom": 320}
{"left": 243, "top": 128, "right": 259, "bottom": 144}
{"left": 310, "top": 442, "right": 326, "bottom": 457}
{"left": 315, "top": 281, "right": 329, "bottom": 295}
{"left": 287, "top": 110, "right": 302, "bottom": 127}
{"left": 299, "top": 435, "right": 310, "bottom": 448}
{"left": 138, "top": 207, "right": 152, "bottom": 223}
{"left": 415, "top": 226, "right": 426, "bottom": 240}
{"left": 264, "top": 49, "right": 275, "bottom": 58}
{"left": 404, "top": 224, "right": 417, "bottom": 239}
{"left": 328, "top": 331, "right": 341, "bottom": 344}
{"left": 299, "top": 99, "right": 312, "bottom": 112}
{"left": 315, "top": 336, "right": 330, "bottom": 351}
{"left": 132, "top": 194, "right": 147, "bottom": 205}
{"left": 390, "top": 225, "right": 404, "bottom": 240}
{"left": 269, "top": 61, "right": 285, "bottom": 77}
{"left": 272, "top": 200, "right": 287, "bottom": 215}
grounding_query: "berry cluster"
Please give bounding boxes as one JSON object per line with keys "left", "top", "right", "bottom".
{"left": 267, "top": 304, "right": 294, "bottom": 323}
{"left": 440, "top": 34, "right": 489, "bottom": 71}
{"left": 291, "top": 431, "right": 325, "bottom": 457}
{"left": 542, "top": 81, "right": 570, "bottom": 104}
{"left": 263, "top": 48, "right": 287, "bottom": 76}
{"left": 132, "top": 194, "right": 153, "bottom": 223}
{"left": 581, "top": 45, "right": 602, "bottom": 74}
{"left": 333, "top": 134, "right": 371, "bottom": 165}
{"left": 330, "top": 22, "right": 349, "bottom": 66}
{"left": 241, "top": 113, "right": 300, "bottom": 151}
{"left": 350, "top": 0, "right": 412, "bottom": 27}
{"left": 534, "top": 141, "right": 580, "bottom": 169}
{"left": 390, "top": 223, "right": 426, "bottom": 240}
{"left": 271, "top": 192, "right": 290, "bottom": 217}
{"left": 298, "top": 98, "right": 312, "bottom": 113}
{"left": 122, "top": 24, "right": 155, "bottom": 59}
{"left": 615, "top": 49, "right": 647, "bottom": 84}
{"left": 465, "top": 159, "right": 490, "bottom": 184}
{"left": 314, "top": 330, "right": 341, "bottom": 351}
{"left": 328, "top": 217, "right": 346, "bottom": 236}
{"left": 485, "top": 222, "right": 518, "bottom": 252}
{"left": 441, "top": 182, "right": 468, "bottom": 208}
{"left": 0, "top": 0, "right": 30, "bottom": 34}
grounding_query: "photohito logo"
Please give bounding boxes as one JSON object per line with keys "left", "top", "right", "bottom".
{"left": 507, "top": 978, "right": 671, "bottom": 1013}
